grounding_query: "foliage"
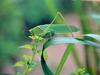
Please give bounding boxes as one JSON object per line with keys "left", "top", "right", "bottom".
{"left": 14, "top": 12, "right": 100, "bottom": 75}
{"left": 0, "top": 0, "right": 23, "bottom": 65}
{"left": 0, "top": 0, "right": 75, "bottom": 65}
{"left": 70, "top": 68, "right": 90, "bottom": 75}
{"left": 0, "top": 0, "right": 99, "bottom": 75}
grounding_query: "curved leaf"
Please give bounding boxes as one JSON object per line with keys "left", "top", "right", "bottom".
{"left": 43, "top": 37, "right": 85, "bottom": 49}
{"left": 41, "top": 37, "right": 100, "bottom": 75}
{"left": 19, "top": 44, "right": 32, "bottom": 50}
{"left": 83, "top": 40, "right": 100, "bottom": 48}
{"left": 84, "top": 34, "right": 100, "bottom": 41}
{"left": 43, "top": 37, "right": 100, "bottom": 49}
{"left": 14, "top": 61, "right": 24, "bottom": 67}
{"left": 41, "top": 53, "right": 54, "bottom": 75}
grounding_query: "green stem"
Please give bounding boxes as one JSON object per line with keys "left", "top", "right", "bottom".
{"left": 74, "top": 1, "right": 98, "bottom": 75}
{"left": 71, "top": 49, "right": 81, "bottom": 67}
{"left": 45, "top": 0, "right": 57, "bottom": 16}
{"left": 32, "top": 44, "right": 37, "bottom": 60}
{"left": 55, "top": 44, "right": 74, "bottom": 75}
{"left": 23, "top": 66, "right": 29, "bottom": 75}
{"left": 23, "top": 41, "right": 38, "bottom": 75}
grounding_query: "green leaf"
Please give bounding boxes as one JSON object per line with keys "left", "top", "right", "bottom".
{"left": 27, "top": 61, "right": 36, "bottom": 68}
{"left": 14, "top": 61, "right": 24, "bottom": 67}
{"left": 23, "top": 54, "right": 31, "bottom": 61}
{"left": 41, "top": 37, "right": 100, "bottom": 75}
{"left": 43, "top": 37, "right": 100, "bottom": 49}
{"left": 43, "top": 51, "right": 48, "bottom": 60}
{"left": 84, "top": 34, "right": 100, "bottom": 41}
{"left": 55, "top": 44, "right": 74, "bottom": 75}
{"left": 16, "top": 72, "right": 24, "bottom": 75}
{"left": 27, "top": 68, "right": 33, "bottom": 72}
{"left": 19, "top": 44, "right": 32, "bottom": 50}
{"left": 37, "top": 50, "right": 48, "bottom": 60}
{"left": 30, "top": 24, "right": 79, "bottom": 35}
{"left": 43, "top": 37, "right": 85, "bottom": 49}
{"left": 41, "top": 53, "right": 54, "bottom": 75}
{"left": 82, "top": 40, "right": 100, "bottom": 48}
{"left": 41, "top": 38, "right": 84, "bottom": 75}
{"left": 90, "top": 14, "right": 100, "bottom": 25}
{"left": 27, "top": 61, "right": 37, "bottom": 72}
{"left": 70, "top": 68, "right": 90, "bottom": 75}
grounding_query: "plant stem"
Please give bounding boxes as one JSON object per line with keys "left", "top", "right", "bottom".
{"left": 55, "top": 44, "right": 74, "bottom": 75}
{"left": 74, "top": 1, "right": 98, "bottom": 75}
{"left": 23, "top": 66, "right": 29, "bottom": 75}
{"left": 32, "top": 44, "right": 37, "bottom": 60}
{"left": 71, "top": 49, "right": 81, "bottom": 67}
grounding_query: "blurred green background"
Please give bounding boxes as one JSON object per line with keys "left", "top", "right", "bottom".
{"left": 0, "top": 0, "right": 100, "bottom": 75}
{"left": 0, "top": 0, "right": 73, "bottom": 64}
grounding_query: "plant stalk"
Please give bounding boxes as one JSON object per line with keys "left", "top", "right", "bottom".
{"left": 55, "top": 44, "right": 74, "bottom": 75}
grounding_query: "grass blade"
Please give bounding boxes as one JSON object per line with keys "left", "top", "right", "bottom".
{"left": 55, "top": 44, "right": 74, "bottom": 75}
